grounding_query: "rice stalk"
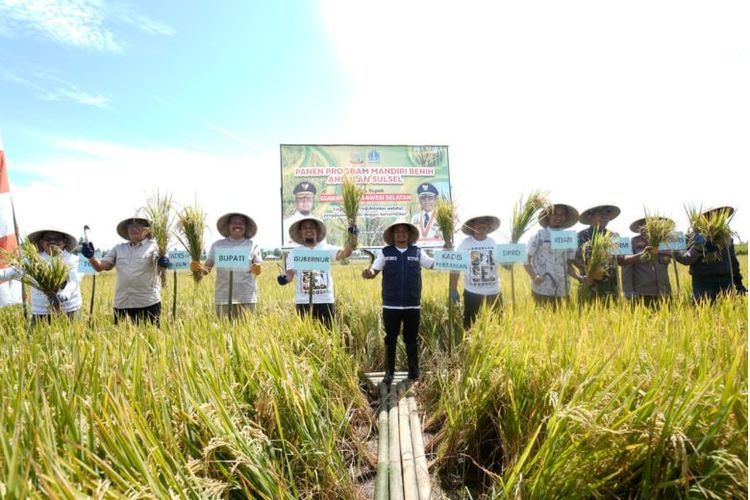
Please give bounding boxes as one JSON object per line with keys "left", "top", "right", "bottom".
{"left": 144, "top": 191, "right": 174, "bottom": 286}
{"left": 435, "top": 197, "right": 457, "bottom": 249}
{"left": 641, "top": 212, "right": 676, "bottom": 262}
{"left": 341, "top": 174, "right": 364, "bottom": 249}
{"left": 684, "top": 205, "right": 736, "bottom": 263}
{"left": 512, "top": 191, "right": 551, "bottom": 243}
{"left": 581, "top": 229, "right": 615, "bottom": 281}
{"left": 1, "top": 238, "right": 69, "bottom": 310}
{"left": 175, "top": 202, "right": 207, "bottom": 283}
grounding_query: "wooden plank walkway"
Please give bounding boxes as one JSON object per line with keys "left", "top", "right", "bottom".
{"left": 365, "top": 372, "right": 432, "bottom": 500}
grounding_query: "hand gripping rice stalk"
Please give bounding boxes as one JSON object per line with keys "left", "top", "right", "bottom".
{"left": 435, "top": 197, "right": 458, "bottom": 249}
{"left": 512, "top": 190, "right": 551, "bottom": 244}
{"left": 144, "top": 191, "right": 174, "bottom": 286}
{"left": 685, "top": 205, "right": 736, "bottom": 263}
{"left": 582, "top": 229, "right": 615, "bottom": 282}
{"left": 341, "top": 174, "right": 364, "bottom": 249}
{"left": 1, "top": 239, "right": 69, "bottom": 311}
{"left": 175, "top": 202, "right": 207, "bottom": 283}
{"left": 641, "top": 212, "right": 676, "bottom": 262}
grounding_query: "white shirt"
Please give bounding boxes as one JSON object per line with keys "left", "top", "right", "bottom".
{"left": 287, "top": 242, "right": 340, "bottom": 304}
{"left": 206, "top": 237, "right": 263, "bottom": 304}
{"left": 457, "top": 236, "right": 501, "bottom": 295}
{"left": 371, "top": 246, "right": 435, "bottom": 309}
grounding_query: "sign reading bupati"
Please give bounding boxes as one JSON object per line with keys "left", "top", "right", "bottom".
{"left": 289, "top": 249, "right": 333, "bottom": 271}
{"left": 280, "top": 145, "right": 451, "bottom": 249}
{"left": 214, "top": 246, "right": 251, "bottom": 269}
{"left": 433, "top": 250, "right": 470, "bottom": 272}
{"left": 549, "top": 230, "right": 577, "bottom": 251}
{"left": 496, "top": 244, "right": 527, "bottom": 264}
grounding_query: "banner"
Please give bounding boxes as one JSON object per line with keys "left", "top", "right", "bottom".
{"left": 280, "top": 145, "right": 451, "bottom": 248}
{"left": 0, "top": 134, "right": 22, "bottom": 307}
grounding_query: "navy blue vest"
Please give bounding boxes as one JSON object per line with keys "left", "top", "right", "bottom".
{"left": 381, "top": 245, "right": 422, "bottom": 307}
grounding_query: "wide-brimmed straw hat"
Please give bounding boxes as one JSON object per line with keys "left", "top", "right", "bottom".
{"left": 538, "top": 204, "right": 579, "bottom": 229}
{"left": 383, "top": 220, "right": 420, "bottom": 246}
{"left": 461, "top": 215, "right": 500, "bottom": 235}
{"left": 702, "top": 206, "right": 735, "bottom": 218}
{"left": 116, "top": 217, "right": 151, "bottom": 240}
{"left": 27, "top": 228, "right": 77, "bottom": 252}
{"left": 216, "top": 212, "right": 257, "bottom": 239}
{"left": 579, "top": 205, "right": 620, "bottom": 225}
{"left": 629, "top": 216, "right": 676, "bottom": 234}
{"left": 289, "top": 217, "right": 327, "bottom": 245}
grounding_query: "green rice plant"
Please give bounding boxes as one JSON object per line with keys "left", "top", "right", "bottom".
{"left": 1, "top": 238, "right": 69, "bottom": 310}
{"left": 581, "top": 229, "right": 615, "bottom": 281}
{"left": 435, "top": 197, "right": 457, "bottom": 249}
{"left": 685, "top": 204, "right": 736, "bottom": 263}
{"left": 641, "top": 212, "right": 676, "bottom": 262}
{"left": 175, "top": 201, "right": 207, "bottom": 283}
{"left": 144, "top": 191, "right": 174, "bottom": 286}
{"left": 341, "top": 174, "right": 364, "bottom": 249}
{"left": 512, "top": 190, "right": 551, "bottom": 243}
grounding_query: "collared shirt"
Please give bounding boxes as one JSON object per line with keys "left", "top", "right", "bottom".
{"left": 410, "top": 211, "right": 442, "bottom": 242}
{"left": 103, "top": 239, "right": 161, "bottom": 308}
{"left": 206, "top": 237, "right": 263, "bottom": 304}
{"left": 621, "top": 234, "right": 671, "bottom": 297}
{"left": 527, "top": 228, "right": 576, "bottom": 297}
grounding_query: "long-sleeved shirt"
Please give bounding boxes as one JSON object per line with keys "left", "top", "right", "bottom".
{"left": 674, "top": 237, "right": 744, "bottom": 289}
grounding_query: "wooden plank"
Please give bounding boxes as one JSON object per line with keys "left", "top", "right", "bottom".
{"left": 389, "top": 382, "right": 403, "bottom": 499}
{"left": 373, "top": 383, "right": 389, "bottom": 500}
{"left": 399, "top": 383, "right": 419, "bottom": 500}
{"left": 408, "top": 392, "right": 431, "bottom": 500}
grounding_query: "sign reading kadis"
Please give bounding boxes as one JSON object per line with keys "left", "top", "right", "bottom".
{"left": 280, "top": 145, "right": 451, "bottom": 249}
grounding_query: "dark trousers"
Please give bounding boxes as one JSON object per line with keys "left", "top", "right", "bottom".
{"left": 463, "top": 290, "right": 501, "bottom": 329}
{"left": 383, "top": 308, "right": 420, "bottom": 346}
{"left": 296, "top": 303, "right": 335, "bottom": 328}
{"left": 692, "top": 281, "right": 733, "bottom": 303}
{"left": 114, "top": 302, "right": 161, "bottom": 327}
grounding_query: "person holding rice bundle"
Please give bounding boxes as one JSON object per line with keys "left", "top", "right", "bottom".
{"left": 276, "top": 217, "right": 356, "bottom": 327}
{"left": 449, "top": 215, "right": 502, "bottom": 328}
{"left": 0, "top": 228, "right": 82, "bottom": 323}
{"left": 524, "top": 203, "right": 582, "bottom": 307}
{"left": 619, "top": 217, "right": 673, "bottom": 306}
{"left": 673, "top": 206, "right": 746, "bottom": 301}
{"left": 362, "top": 221, "right": 435, "bottom": 385}
{"left": 194, "top": 212, "right": 263, "bottom": 318}
{"left": 574, "top": 204, "right": 622, "bottom": 302}
{"left": 81, "top": 217, "right": 170, "bottom": 326}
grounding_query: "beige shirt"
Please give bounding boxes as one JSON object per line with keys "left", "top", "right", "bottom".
{"left": 206, "top": 237, "right": 263, "bottom": 305}
{"left": 103, "top": 239, "right": 161, "bottom": 308}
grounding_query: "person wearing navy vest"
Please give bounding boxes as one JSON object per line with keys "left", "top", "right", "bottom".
{"left": 363, "top": 221, "right": 434, "bottom": 385}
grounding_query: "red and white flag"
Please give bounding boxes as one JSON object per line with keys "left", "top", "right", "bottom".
{"left": 0, "top": 133, "right": 22, "bottom": 307}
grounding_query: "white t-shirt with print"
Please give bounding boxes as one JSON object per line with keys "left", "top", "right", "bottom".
{"left": 457, "top": 235, "right": 500, "bottom": 295}
{"left": 287, "top": 242, "right": 339, "bottom": 304}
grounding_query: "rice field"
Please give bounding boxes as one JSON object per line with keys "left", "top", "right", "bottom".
{"left": 1, "top": 257, "right": 747, "bottom": 498}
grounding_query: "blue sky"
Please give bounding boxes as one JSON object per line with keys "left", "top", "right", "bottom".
{"left": 1, "top": 0, "right": 748, "bottom": 249}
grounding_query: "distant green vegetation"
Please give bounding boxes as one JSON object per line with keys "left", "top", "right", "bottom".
{"left": 0, "top": 257, "right": 747, "bottom": 497}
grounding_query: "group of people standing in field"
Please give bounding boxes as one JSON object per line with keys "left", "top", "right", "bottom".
{"left": 0, "top": 203, "right": 745, "bottom": 386}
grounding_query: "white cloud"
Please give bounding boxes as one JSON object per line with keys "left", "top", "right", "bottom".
{"left": 8, "top": 139, "right": 283, "bottom": 250}
{"left": 1, "top": 66, "right": 111, "bottom": 108}
{"left": 321, "top": 0, "right": 750, "bottom": 240}
{"left": 0, "top": 0, "right": 174, "bottom": 51}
